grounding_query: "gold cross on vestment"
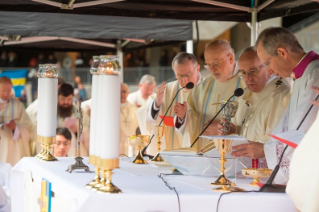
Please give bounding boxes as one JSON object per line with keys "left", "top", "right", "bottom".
{"left": 211, "top": 94, "right": 221, "bottom": 114}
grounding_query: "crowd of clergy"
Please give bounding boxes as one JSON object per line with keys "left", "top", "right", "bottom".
{"left": 1, "top": 26, "right": 319, "bottom": 211}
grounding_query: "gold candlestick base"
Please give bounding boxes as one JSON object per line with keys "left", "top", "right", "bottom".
{"left": 86, "top": 167, "right": 101, "bottom": 189}
{"left": 97, "top": 169, "right": 122, "bottom": 194}
{"left": 150, "top": 152, "right": 164, "bottom": 162}
{"left": 91, "top": 169, "right": 105, "bottom": 191}
{"left": 213, "top": 185, "right": 245, "bottom": 193}
{"left": 36, "top": 144, "right": 57, "bottom": 162}
{"left": 211, "top": 173, "right": 236, "bottom": 186}
{"left": 130, "top": 149, "right": 147, "bottom": 164}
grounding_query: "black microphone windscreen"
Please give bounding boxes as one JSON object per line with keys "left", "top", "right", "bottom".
{"left": 186, "top": 82, "right": 194, "bottom": 89}
{"left": 234, "top": 88, "right": 244, "bottom": 97}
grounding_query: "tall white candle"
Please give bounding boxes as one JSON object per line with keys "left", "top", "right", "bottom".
{"left": 89, "top": 75, "right": 99, "bottom": 158}
{"left": 41, "top": 78, "right": 58, "bottom": 137}
{"left": 37, "top": 78, "right": 43, "bottom": 137}
{"left": 98, "top": 75, "right": 121, "bottom": 159}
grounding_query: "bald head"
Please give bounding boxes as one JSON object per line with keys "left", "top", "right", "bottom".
{"left": 121, "top": 83, "right": 129, "bottom": 104}
{"left": 0, "top": 77, "right": 13, "bottom": 101}
{"left": 238, "top": 46, "right": 268, "bottom": 93}
{"left": 0, "top": 76, "right": 12, "bottom": 85}
{"left": 204, "top": 39, "right": 235, "bottom": 82}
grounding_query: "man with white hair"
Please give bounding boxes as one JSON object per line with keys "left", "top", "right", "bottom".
{"left": 174, "top": 40, "right": 246, "bottom": 150}
{"left": 136, "top": 52, "right": 203, "bottom": 153}
{"left": 127, "top": 74, "right": 156, "bottom": 107}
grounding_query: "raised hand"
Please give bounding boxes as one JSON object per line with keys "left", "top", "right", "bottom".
{"left": 155, "top": 82, "right": 166, "bottom": 108}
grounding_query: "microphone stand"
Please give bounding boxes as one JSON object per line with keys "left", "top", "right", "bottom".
{"left": 142, "top": 85, "right": 188, "bottom": 158}
{"left": 259, "top": 94, "right": 319, "bottom": 192}
{"left": 190, "top": 94, "right": 235, "bottom": 148}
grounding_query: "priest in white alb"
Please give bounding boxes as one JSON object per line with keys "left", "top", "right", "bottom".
{"left": 0, "top": 76, "right": 33, "bottom": 166}
{"left": 127, "top": 74, "right": 156, "bottom": 107}
{"left": 120, "top": 83, "right": 139, "bottom": 156}
{"left": 217, "top": 47, "right": 292, "bottom": 167}
{"left": 234, "top": 27, "right": 319, "bottom": 185}
{"left": 136, "top": 52, "right": 203, "bottom": 155}
{"left": 174, "top": 40, "right": 246, "bottom": 150}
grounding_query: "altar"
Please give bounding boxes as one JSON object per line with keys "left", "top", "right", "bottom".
{"left": 11, "top": 157, "right": 297, "bottom": 212}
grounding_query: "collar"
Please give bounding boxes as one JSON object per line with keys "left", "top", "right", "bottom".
{"left": 293, "top": 51, "right": 319, "bottom": 79}
{"left": 229, "top": 62, "right": 238, "bottom": 79}
{"left": 265, "top": 74, "right": 279, "bottom": 87}
{"left": 121, "top": 102, "right": 128, "bottom": 108}
{"left": 0, "top": 98, "right": 9, "bottom": 103}
{"left": 181, "top": 72, "right": 203, "bottom": 92}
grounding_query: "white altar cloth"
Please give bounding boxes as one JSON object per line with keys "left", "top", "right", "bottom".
{"left": 11, "top": 157, "right": 297, "bottom": 212}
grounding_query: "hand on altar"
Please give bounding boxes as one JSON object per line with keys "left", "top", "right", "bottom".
{"left": 69, "top": 124, "right": 78, "bottom": 133}
{"left": 155, "top": 82, "right": 166, "bottom": 108}
{"left": 202, "top": 120, "right": 221, "bottom": 135}
{"left": 216, "top": 118, "right": 235, "bottom": 135}
{"left": 173, "top": 101, "right": 187, "bottom": 120}
{"left": 231, "top": 141, "right": 265, "bottom": 159}
{"left": 5, "top": 120, "right": 16, "bottom": 130}
{"left": 311, "top": 86, "right": 319, "bottom": 106}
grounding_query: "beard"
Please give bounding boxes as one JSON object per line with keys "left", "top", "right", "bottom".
{"left": 57, "top": 104, "right": 73, "bottom": 118}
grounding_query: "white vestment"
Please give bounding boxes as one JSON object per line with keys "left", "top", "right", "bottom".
{"left": 136, "top": 75, "right": 203, "bottom": 155}
{"left": 176, "top": 73, "right": 246, "bottom": 150}
{"left": 0, "top": 98, "right": 33, "bottom": 166}
{"left": 120, "top": 102, "right": 139, "bottom": 156}
{"left": 286, "top": 112, "right": 319, "bottom": 212}
{"left": 127, "top": 90, "right": 150, "bottom": 107}
{"left": 264, "top": 60, "right": 319, "bottom": 184}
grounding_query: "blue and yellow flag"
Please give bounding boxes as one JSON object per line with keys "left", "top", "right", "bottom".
{"left": 0, "top": 69, "right": 28, "bottom": 97}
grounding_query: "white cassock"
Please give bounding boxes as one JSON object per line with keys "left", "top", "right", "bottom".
{"left": 176, "top": 65, "right": 246, "bottom": 150}
{"left": 136, "top": 74, "right": 203, "bottom": 155}
{"left": 26, "top": 102, "right": 87, "bottom": 157}
{"left": 120, "top": 102, "right": 139, "bottom": 156}
{"left": 264, "top": 53, "right": 319, "bottom": 184}
{"left": 127, "top": 90, "right": 150, "bottom": 107}
{"left": 0, "top": 98, "right": 33, "bottom": 166}
{"left": 286, "top": 111, "right": 319, "bottom": 212}
{"left": 228, "top": 76, "right": 292, "bottom": 167}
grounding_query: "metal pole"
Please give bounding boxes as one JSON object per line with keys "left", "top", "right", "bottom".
{"left": 117, "top": 40, "right": 124, "bottom": 82}
{"left": 251, "top": 11, "right": 258, "bottom": 46}
{"left": 186, "top": 40, "right": 193, "bottom": 54}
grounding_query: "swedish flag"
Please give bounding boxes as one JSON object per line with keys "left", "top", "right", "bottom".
{"left": 0, "top": 69, "right": 27, "bottom": 97}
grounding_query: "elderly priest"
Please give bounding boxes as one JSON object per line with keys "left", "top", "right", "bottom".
{"left": 217, "top": 47, "right": 292, "bottom": 166}
{"left": 127, "top": 74, "right": 156, "bottom": 107}
{"left": 0, "top": 76, "right": 33, "bottom": 166}
{"left": 233, "top": 27, "right": 319, "bottom": 185}
{"left": 174, "top": 40, "right": 246, "bottom": 149}
{"left": 137, "top": 52, "right": 203, "bottom": 152}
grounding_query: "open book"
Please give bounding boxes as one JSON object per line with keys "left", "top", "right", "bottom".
{"left": 271, "top": 130, "right": 305, "bottom": 149}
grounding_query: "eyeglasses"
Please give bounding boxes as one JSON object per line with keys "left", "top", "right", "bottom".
{"left": 55, "top": 141, "right": 70, "bottom": 147}
{"left": 238, "top": 68, "right": 262, "bottom": 79}
{"left": 262, "top": 50, "right": 277, "bottom": 68}
{"left": 175, "top": 67, "right": 197, "bottom": 80}
{"left": 204, "top": 54, "right": 230, "bottom": 70}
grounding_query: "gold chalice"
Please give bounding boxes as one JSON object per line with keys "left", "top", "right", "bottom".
{"left": 150, "top": 126, "right": 165, "bottom": 162}
{"left": 127, "top": 135, "right": 150, "bottom": 164}
{"left": 242, "top": 168, "right": 273, "bottom": 186}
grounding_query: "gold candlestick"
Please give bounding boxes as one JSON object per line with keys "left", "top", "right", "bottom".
{"left": 97, "top": 169, "right": 122, "bottom": 194}
{"left": 85, "top": 167, "right": 101, "bottom": 188}
{"left": 150, "top": 126, "right": 165, "bottom": 162}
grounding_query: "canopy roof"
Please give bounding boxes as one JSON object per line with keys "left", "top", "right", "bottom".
{"left": 0, "top": 0, "right": 318, "bottom": 22}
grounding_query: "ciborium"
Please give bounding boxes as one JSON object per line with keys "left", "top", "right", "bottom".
{"left": 242, "top": 168, "right": 273, "bottom": 186}
{"left": 220, "top": 100, "right": 238, "bottom": 135}
{"left": 150, "top": 125, "right": 165, "bottom": 162}
{"left": 127, "top": 135, "right": 150, "bottom": 164}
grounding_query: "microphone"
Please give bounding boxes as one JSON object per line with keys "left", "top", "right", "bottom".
{"left": 259, "top": 94, "right": 319, "bottom": 193}
{"left": 190, "top": 88, "right": 244, "bottom": 148}
{"left": 142, "top": 82, "right": 195, "bottom": 157}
